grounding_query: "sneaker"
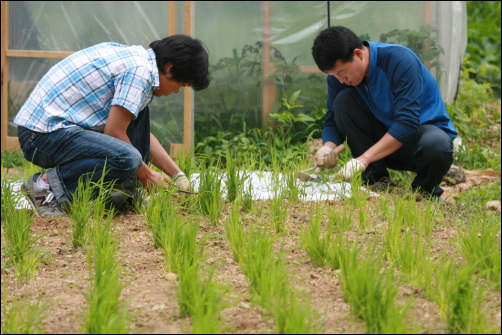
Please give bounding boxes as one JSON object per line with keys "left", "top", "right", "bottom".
{"left": 21, "top": 173, "right": 67, "bottom": 217}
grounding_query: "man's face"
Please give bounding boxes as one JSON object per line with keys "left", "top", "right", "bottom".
{"left": 154, "top": 64, "right": 190, "bottom": 97}
{"left": 326, "top": 49, "right": 367, "bottom": 86}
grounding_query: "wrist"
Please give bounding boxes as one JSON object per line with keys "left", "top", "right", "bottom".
{"left": 172, "top": 171, "right": 186, "bottom": 181}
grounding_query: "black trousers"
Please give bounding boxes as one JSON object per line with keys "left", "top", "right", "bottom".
{"left": 333, "top": 88, "right": 453, "bottom": 197}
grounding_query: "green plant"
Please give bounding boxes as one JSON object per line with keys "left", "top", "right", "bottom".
{"left": 458, "top": 217, "right": 501, "bottom": 291}
{"left": 338, "top": 245, "right": 408, "bottom": 334}
{"left": 465, "top": 0, "right": 501, "bottom": 97}
{"left": 197, "top": 167, "right": 224, "bottom": 225}
{"left": 1, "top": 289, "right": 49, "bottom": 334}
{"left": 435, "top": 260, "right": 488, "bottom": 334}
{"left": 300, "top": 211, "right": 335, "bottom": 267}
{"left": 378, "top": 25, "right": 444, "bottom": 75}
{"left": 84, "top": 207, "right": 130, "bottom": 334}
{"left": 1, "top": 178, "right": 43, "bottom": 283}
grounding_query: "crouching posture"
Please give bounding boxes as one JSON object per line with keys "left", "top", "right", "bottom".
{"left": 15, "top": 35, "right": 210, "bottom": 215}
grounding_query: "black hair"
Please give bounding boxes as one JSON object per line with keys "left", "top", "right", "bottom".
{"left": 312, "top": 26, "right": 364, "bottom": 72}
{"left": 149, "top": 34, "right": 210, "bottom": 91}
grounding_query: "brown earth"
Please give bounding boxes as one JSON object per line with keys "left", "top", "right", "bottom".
{"left": 1, "top": 167, "right": 500, "bottom": 334}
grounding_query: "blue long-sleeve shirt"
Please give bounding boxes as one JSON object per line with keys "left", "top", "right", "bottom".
{"left": 323, "top": 41, "right": 457, "bottom": 145}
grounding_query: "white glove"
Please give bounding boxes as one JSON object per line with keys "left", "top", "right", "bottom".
{"left": 339, "top": 159, "right": 366, "bottom": 180}
{"left": 173, "top": 172, "right": 191, "bottom": 191}
{"left": 315, "top": 145, "right": 338, "bottom": 168}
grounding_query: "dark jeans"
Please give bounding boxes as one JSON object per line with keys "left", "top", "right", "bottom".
{"left": 333, "top": 88, "right": 453, "bottom": 197}
{"left": 17, "top": 107, "right": 151, "bottom": 205}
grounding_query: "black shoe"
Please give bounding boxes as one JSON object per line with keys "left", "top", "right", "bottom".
{"left": 361, "top": 167, "right": 390, "bottom": 186}
{"left": 370, "top": 177, "right": 397, "bottom": 192}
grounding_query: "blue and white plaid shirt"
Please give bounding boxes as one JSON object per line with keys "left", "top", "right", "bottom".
{"left": 14, "top": 42, "right": 160, "bottom": 133}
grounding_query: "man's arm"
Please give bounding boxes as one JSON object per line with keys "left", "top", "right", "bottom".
{"left": 149, "top": 132, "right": 183, "bottom": 177}
{"left": 356, "top": 133, "right": 402, "bottom": 168}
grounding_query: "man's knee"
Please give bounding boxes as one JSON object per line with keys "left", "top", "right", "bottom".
{"left": 419, "top": 126, "right": 454, "bottom": 167}
{"left": 110, "top": 147, "right": 143, "bottom": 175}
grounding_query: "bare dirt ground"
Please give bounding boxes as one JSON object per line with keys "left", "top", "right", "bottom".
{"left": 1, "top": 166, "right": 500, "bottom": 334}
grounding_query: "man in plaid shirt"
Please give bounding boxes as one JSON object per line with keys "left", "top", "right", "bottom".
{"left": 14, "top": 35, "right": 210, "bottom": 216}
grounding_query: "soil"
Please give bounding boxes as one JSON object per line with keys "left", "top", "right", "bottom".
{"left": 1, "top": 167, "right": 501, "bottom": 334}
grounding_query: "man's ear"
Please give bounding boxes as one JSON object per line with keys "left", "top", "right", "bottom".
{"left": 164, "top": 63, "right": 173, "bottom": 75}
{"left": 353, "top": 48, "right": 364, "bottom": 60}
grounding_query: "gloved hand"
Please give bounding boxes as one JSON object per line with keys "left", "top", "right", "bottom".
{"left": 172, "top": 172, "right": 191, "bottom": 191}
{"left": 339, "top": 158, "right": 365, "bottom": 180}
{"left": 315, "top": 144, "right": 344, "bottom": 169}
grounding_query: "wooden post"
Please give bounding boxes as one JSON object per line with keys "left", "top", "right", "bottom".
{"left": 261, "top": 1, "right": 276, "bottom": 128}
{"left": 1, "top": 1, "right": 10, "bottom": 150}
{"left": 183, "top": 1, "right": 194, "bottom": 153}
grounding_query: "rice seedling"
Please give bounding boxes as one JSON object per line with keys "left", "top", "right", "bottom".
{"left": 457, "top": 215, "right": 501, "bottom": 291}
{"left": 223, "top": 200, "right": 246, "bottom": 263}
{"left": 300, "top": 210, "right": 335, "bottom": 267}
{"left": 197, "top": 167, "right": 223, "bottom": 225}
{"left": 434, "top": 259, "right": 488, "bottom": 334}
{"left": 337, "top": 244, "right": 409, "bottom": 334}
{"left": 1, "top": 178, "right": 43, "bottom": 283}
{"left": 177, "top": 260, "right": 225, "bottom": 333}
{"left": 328, "top": 207, "right": 353, "bottom": 233}
{"left": 272, "top": 286, "right": 318, "bottom": 334}
{"left": 1, "top": 287, "right": 49, "bottom": 334}
{"left": 145, "top": 188, "right": 180, "bottom": 249}
{"left": 84, "top": 209, "right": 131, "bottom": 334}
{"left": 346, "top": 174, "right": 369, "bottom": 207}
{"left": 239, "top": 224, "right": 283, "bottom": 309}
{"left": 67, "top": 174, "right": 96, "bottom": 249}
{"left": 224, "top": 148, "right": 249, "bottom": 203}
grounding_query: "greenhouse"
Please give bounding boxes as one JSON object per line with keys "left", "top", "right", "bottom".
{"left": 2, "top": 1, "right": 466, "bottom": 154}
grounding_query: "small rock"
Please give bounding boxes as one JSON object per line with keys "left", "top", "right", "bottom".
{"left": 151, "top": 304, "right": 165, "bottom": 311}
{"left": 485, "top": 200, "right": 501, "bottom": 211}
{"left": 444, "top": 165, "right": 466, "bottom": 185}
{"left": 165, "top": 272, "right": 177, "bottom": 281}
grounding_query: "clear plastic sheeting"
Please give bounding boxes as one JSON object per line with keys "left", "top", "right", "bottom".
{"left": 189, "top": 171, "right": 378, "bottom": 201}
{"left": 6, "top": 1, "right": 467, "bottom": 144}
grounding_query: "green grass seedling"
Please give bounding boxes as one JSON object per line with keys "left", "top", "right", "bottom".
{"left": 224, "top": 148, "right": 249, "bottom": 203}
{"left": 300, "top": 211, "right": 335, "bottom": 267}
{"left": 1, "top": 178, "right": 43, "bottom": 283}
{"left": 338, "top": 245, "right": 408, "bottom": 334}
{"left": 329, "top": 207, "right": 353, "bottom": 233}
{"left": 161, "top": 215, "right": 200, "bottom": 274}
{"left": 272, "top": 286, "right": 318, "bottom": 334}
{"left": 84, "top": 211, "right": 130, "bottom": 334}
{"left": 177, "top": 261, "right": 224, "bottom": 333}
{"left": 270, "top": 193, "right": 287, "bottom": 235}
{"left": 145, "top": 189, "right": 180, "bottom": 249}
{"left": 239, "top": 225, "right": 283, "bottom": 309}
{"left": 346, "top": 174, "right": 369, "bottom": 207}
{"left": 197, "top": 167, "right": 223, "bottom": 225}
{"left": 224, "top": 200, "right": 246, "bottom": 263}
{"left": 326, "top": 233, "right": 345, "bottom": 270}
{"left": 435, "top": 260, "right": 488, "bottom": 334}
{"left": 68, "top": 174, "right": 96, "bottom": 249}
{"left": 1, "top": 287, "right": 49, "bottom": 334}
{"left": 458, "top": 216, "right": 501, "bottom": 291}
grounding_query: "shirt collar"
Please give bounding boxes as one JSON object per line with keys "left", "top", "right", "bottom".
{"left": 147, "top": 48, "right": 160, "bottom": 91}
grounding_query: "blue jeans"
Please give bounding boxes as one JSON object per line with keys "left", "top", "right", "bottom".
{"left": 332, "top": 88, "right": 454, "bottom": 197}
{"left": 17, "top": 107, "right": 151, "bottom": 205}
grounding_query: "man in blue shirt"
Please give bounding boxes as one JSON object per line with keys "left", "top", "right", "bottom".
{"left": 15, "top": 35, "right": 210, "bottom": 216}
{"left": 311, "top": 26, "right": 456, "bottom": 200}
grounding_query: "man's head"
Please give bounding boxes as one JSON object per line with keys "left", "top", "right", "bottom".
{"left": 312, "top": 26, "right": 364, "bottom": 72}
{"left": 149, "top": 35, "right": 210, "bottom": 92}
{"left": 312, "top": 26, "right": 368, "bottom": 86}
